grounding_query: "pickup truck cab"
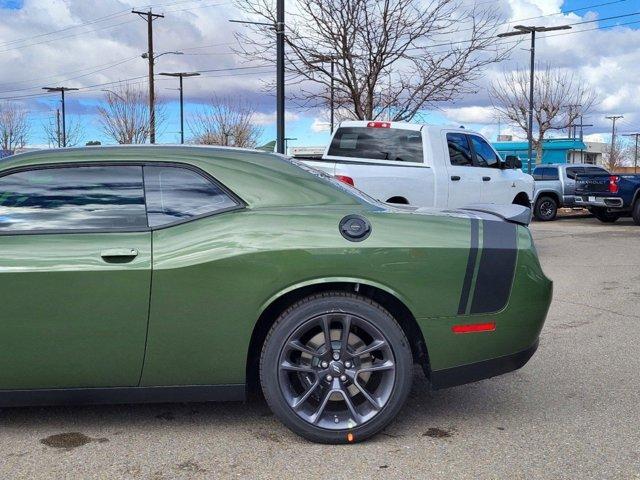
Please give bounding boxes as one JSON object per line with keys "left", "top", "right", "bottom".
{"left": 532, "top": 164, "right": 609, "bottom": 221}
{"left": 575, "top": 171, "right": 640, "bottom": 224}
{"left": 302, "top": 121, "right": 534, "bottom": 209}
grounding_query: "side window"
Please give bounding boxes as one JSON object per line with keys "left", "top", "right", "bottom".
{"left": 143, "top": 166, "right": 240, "bottom": 227}
{"left": 532, "top": 167, "right": 545, "bottom": 181}
{"left": 565, "top": 167, "right": 584, "bottom": 180}
{"left": 469, "top": 135, "right": 501, "bottom": 168}
{"left": 446, "top": 133, "right": 473, "bottom": 167}
{"left": 544, "top": 167, "right": 559, "bottom": 181}
{"left": 0, "top": 166, "right": 147, "bottom": 232}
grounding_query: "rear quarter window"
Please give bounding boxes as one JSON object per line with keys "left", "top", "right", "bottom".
{"left": 327, "top": 127, "right": 424, "bottom": 163}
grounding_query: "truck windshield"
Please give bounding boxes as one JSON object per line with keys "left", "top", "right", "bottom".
{"left": 327, "top": 127, "right": 424, "bottom": 163}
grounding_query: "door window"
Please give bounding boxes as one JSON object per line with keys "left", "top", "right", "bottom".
{"left": 469, "top": 135, "right": 501, "bottom": 168}
{"left": 0, "top": 166, "right": 147, "bottom": 232}
{"left": 446, "top": 133, "right": 473, "bottom": 166}
{"left": 143, "top": 166, "right": 240, "bottom": 227}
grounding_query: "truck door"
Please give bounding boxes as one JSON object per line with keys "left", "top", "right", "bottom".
{"left": 444, "top": 132, "right": 484, "bottom": 208}
{"left": 467, "top": 134, "right": 514, "bottom": 204}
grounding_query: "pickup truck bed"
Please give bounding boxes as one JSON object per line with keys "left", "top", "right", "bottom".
{"left": 575, "top": 173, "right": 640, "bottom": 224}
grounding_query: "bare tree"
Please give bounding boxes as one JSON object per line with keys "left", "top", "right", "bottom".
{"left": 42, "top": 111, "right": 85, "bottom": 148}
{"left": 189, "top": 96, "right": 263, "bottom": 148}
{"left": 490, "top": 65, "right": 597, "bottom": 162}
{"left": 0, "top": 102, "right": 29, "bottom": 151}
{"left": 603, "top": 136, "right": 632, "bottom": 172}
{"left": 234, "top": 0, "right": 511, "bottom": 121}
{"left": 98, "top": 84, "right": 164, "bottom": 144}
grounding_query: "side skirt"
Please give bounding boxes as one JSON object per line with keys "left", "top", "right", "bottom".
{"left": 0, "top": 384, "right": 246, "bottom": 408}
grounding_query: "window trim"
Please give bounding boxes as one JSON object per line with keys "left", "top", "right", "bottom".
{"left": 0, "top": 161, "right": 246, "bottom": 236}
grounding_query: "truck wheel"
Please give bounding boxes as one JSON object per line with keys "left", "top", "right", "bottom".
{"left": 260, "top": 292, "right": 413, "bottom": 444}
{"left": 534, "top": 196, "right": 558, "bottom": 221}
{"left": 592, "top": 208, "right": 621, "bottom": 223}
{"left": 632, "top": 200, "right": 640, "bottom": 226}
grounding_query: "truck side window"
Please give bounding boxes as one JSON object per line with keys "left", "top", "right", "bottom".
{"left": 446, "top": 133, "right": 473, "bottom": 167}
{"left": 533, "top": 168, "right": 544, "bottom": 180}
{"left": 469, "top": 135, "right": 501, "bottom": 168}
{"left": 544, "top": 167, "right": 559, "bottom": 181}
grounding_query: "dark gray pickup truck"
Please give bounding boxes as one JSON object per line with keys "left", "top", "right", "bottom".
{"left": 575, "top": 172, "right": 640, "bottom": 224}
{"left": 532, "top": 164, "right": 609, "bottom": 221}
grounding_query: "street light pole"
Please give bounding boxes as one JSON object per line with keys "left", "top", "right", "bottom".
{"left": 498, "top": 24, "right": 571, "bottom": 173}
{"left": 276, "top": 0, "right": 285, "bottom": 154}
{"left": 159, "top": 72, "right": 200, "bottom": 144}
{"left": 42, "top": 86, "right": 79, "bottom": 147}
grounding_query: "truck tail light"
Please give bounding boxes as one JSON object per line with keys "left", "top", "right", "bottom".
{"left": 609, "top": 175, "right": 619, "bottom": 194}
{"left": 367, "top": 121, "right": 391, "bottom": 128}
{"left": 335, "top": 175, "right": 355, "bottom": 186}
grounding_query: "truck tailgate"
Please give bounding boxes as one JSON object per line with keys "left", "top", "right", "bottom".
{"left": 575, "top": 174, "right": 611, "bottom": 195}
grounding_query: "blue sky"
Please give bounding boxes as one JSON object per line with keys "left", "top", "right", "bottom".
{"left": 1, "top": 0, "right": 640, "bottom": 149}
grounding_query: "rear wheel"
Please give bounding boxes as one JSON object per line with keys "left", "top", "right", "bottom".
{"left": 260, "top": 292, "right": 413, "bottom": 444}
{"left": 632, "top": 200, "right": 640, "bottom": 226}
{"left": 534, "top": 195, "right": 558, "bottom": 221}
{"left": 591, "top": 207, "right": 621, "bottom": 223}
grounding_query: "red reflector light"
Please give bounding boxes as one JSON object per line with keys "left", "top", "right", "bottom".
{"left": 335, "top": 175, "right": 355, "bottom": 186}
{"left": 367, "top": 121, "right": 391, "bottom": 128}
{"left": 452, "top": 322, "right": 496, "bottom": 334}
{"left": 609, "top": 175, "right": 619, "bottom": 194}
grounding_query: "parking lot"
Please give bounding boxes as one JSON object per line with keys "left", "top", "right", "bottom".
{"left": 0, "top": 215, "right": 638, "bottom": 480}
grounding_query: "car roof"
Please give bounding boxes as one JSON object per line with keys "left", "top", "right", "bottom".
{"left": 0, "top": 145, "right": 368, "bottom": 209}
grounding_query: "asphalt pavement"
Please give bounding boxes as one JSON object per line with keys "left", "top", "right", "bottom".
{"left": 1, "top": 216, "right": 639, "bottom": 479}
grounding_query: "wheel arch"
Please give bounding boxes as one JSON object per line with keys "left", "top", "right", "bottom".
{"left": 512, "top": 191, "right": 531, "bottom": 207}
{"left": 386, "top": 196, "right": 410, "bottom": 205}
{"left": 245, "top": 279, "right": 430, "bottom": 397}
{"left": 534, "top": 190, "right": 560, "bottom": 205}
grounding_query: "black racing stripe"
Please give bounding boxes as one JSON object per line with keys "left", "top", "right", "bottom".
{"left": 457, "top": 218, "right": 480, "bottom": 315}
{"left": 470, "top": 220, "right": 518, "bottom": 314}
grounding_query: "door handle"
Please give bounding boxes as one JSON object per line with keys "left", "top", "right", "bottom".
{"left": 101, "top": 248, "right": 139, "bottom": 261}
{"left": 483, "top": 176, "right": 491, "bottom": 181}
{"left": 451, "top": 176, "right": 461, "bottom": 181}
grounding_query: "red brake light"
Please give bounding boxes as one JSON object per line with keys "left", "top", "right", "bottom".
{"left": 335, "top": 175, "right": 355, "bottom": 186}
{"left": 451, "top": 322, "right": 496, "bottom": 334}
{"left": 609, "top": 175, "right": 619, "bottom": 194}
{"left": 367, "top": 121, "right": 391, "bottom": 128}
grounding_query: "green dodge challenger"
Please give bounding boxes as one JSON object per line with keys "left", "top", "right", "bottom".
{"left": 0, "top": 146, "right": 552, "bottom": 443}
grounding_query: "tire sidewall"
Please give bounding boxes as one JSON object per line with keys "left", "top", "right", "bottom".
{"left": 633, "top": 200, "right": 640, "bottom": 226}
{"left": 260, "top": 294, "right": 413, "bottom": 444}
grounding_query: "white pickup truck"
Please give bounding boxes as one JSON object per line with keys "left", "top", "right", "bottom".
{"left": 302, "top": 120, "right": 533, "bottom": 209}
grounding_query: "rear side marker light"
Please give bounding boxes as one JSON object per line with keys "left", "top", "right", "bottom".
{"left": 609, "top": 175, "right": 620, "bottom": 194}
{"left": 367, "top": 121, "right": 391, "bottom": 128}
{"left": 335, "top": 175, "right": 355, "bottom": 186}
{"left": 452, "top": 322, "right": 496, "bottom": 334}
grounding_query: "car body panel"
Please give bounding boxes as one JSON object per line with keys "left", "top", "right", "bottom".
{"left": 0, "top": 146, "right": 552, "bottom": 397}
{"left": 0, "top": 231, "right": 151, "bottom": 389}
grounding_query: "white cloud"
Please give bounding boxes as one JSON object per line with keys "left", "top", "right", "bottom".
{"left": 251, "top": 110, "right": 301, "bottom": 126}
{"left": 310, "top": 117, "right": 330, "bottom": 133}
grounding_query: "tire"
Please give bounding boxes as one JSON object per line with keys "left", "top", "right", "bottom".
{"left": 633, "top": 200, "right": 640, "bottom": 226}
{"left": 591, "top": 207, "right": 621, "bottom": 223}
{"left": 260, "top": 292, "right": 413, "bottom": 444}
{"left": 534, "top": 195, "right": 558, "bottom": 221}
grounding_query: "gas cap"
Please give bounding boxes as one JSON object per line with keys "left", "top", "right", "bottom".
{"left": 339, "top": 215, "right": 371, "bottom": 242}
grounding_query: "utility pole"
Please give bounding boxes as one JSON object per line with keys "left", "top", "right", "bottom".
{"left": 624, "top": 133, "right": 640, "bottom": 174}
{"left": 42, "top": 86, "right": 79, "bottom": 147}
{"left": 276, "top": 0, "right": 285, "bottom": 154}
{"left": 56, "top": 109, "right": 61, "bottom": 148}
{"left": 132, "top": 9, "right": 164, "bottom": 144}
{"left": 159, "top": 72, "right": 200, "bottom": 144}
{"left": 498, "top": 24, "right": 571, "bottom": 173}
{"left": 576, "top": 115, "right": 593, "bottom": 163}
